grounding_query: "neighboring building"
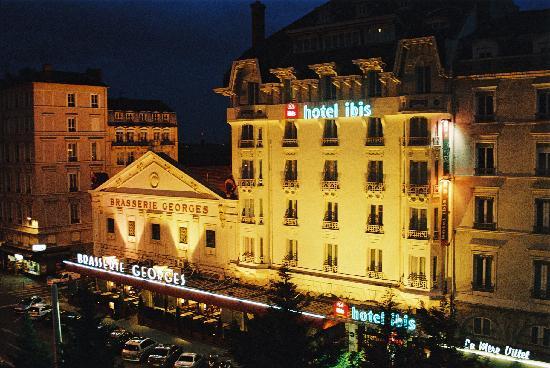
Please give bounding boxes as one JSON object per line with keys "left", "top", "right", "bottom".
{"left": 107, "top": 98, "right": 178, "bottom": 177}
{"left": 453, "top": 10, "right": 550, "bottom": 360}
{"left": 0, "top": 65, "right": 108, "bottom": 274}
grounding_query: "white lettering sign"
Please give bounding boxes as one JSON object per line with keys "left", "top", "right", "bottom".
{"left": 303, "top": 101, "right": 372, "bottom": 120}
{"left": 463, "top": 338, "right": 531, "bottom": 361}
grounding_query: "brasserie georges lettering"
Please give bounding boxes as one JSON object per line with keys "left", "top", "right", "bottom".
{"left": 76, "top": 253, "right": 186, "bottom": 286}
{"left": 109, "top": 198, "right": 208, "bottom": 214}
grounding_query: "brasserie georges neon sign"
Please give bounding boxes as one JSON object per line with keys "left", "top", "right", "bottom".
{"left": 75, "top": 253, "right": 185, "bottom": 286}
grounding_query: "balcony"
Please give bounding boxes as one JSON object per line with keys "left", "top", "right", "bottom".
{"left": 283, "top": 217, "right": 298, "bottom": 226}
{"left": 475, "top": 167, "right": 496, "bottom": 176}
{"left": 473, "top": 222, "right": 496, "bottom": 231}
{"left": 402, "top": 136, "right": 430, "bottom": 147}
{"left": 282, "top": 138, "right": 298, "bottom": 147}
{"left": 365, "top": 181, "right": 385, "bottom": 193}
{"left": 533, "top": 225, "right": 550, "bottom": 234}
{"left": 112, "top": 140, "right": 152, "bottom": 147}
{"left": 241, "top": 252, "right": 255, "bottom": 263}
{"left": 282, "top": 179, "right": 299, "bottom": 190}
{"left": 238, "top": 178, "right": 256, "bottom": 187}
{"left": 241, "top": 216, "right": 256, "bottom": 224}
{"left": 407, "top": 273, "right": 428, "bottom": 289}
{"left": 399, "top": 94, "right": 450, "bottom": 113}
{"left": 237, "top": 108, "right": 267, "bottom": 120}
{"left": 322, "top": 221, "right": 339, "bottom": 230}
{"left": 160, "top": 140, "right": 175, "bottom": 146}
{"left": 322, "top": 137, "right": 339, "bottom": 146}
{"left": 365, "top": 137, "right": 384, "bottom": 146}
{"left": 282, "top": 255, "right": 298, "bottom": 267}
{"left": 532, "top": 289, "right": 550, "bottom": 300}
{"left": 402, "top": 184, "right": 430, "bottom": 196}
{"left": 472, "top": 283, "right": 494, "bottom": 293}
{"left": 323, "top": 262, "right": 338, "bottom": 273}
{"left": 256, "top": 139, "right": 263, "bottom": 148}
{"left": 366, "top": 224, "right": 384, "bottom": 234}
{"left": 535, "top": 168, "right": 550, "bottom": 177}
{"left": 321, "top": 180, "right": 340, "bottom": 191}
{"left": 239, "top": 139, "right": 254, "bottom": 148}
{"left": 367, "top": 268, "right": 384, "bottom": 279}
{"left": 406, "top": 229, "right": 429, "bottom": 240}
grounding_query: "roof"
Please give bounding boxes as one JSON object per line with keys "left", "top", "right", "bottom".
{"left": 1, "top": 67, "right": 105, "bottom": 88}
{"left": 102, "top": 187, "right": 217, "bottom": 200}
{"left": 108, "top": 98, "right": 174, "bottom": 112}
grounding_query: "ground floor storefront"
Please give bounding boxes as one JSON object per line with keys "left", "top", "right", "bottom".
{"left": 0, "top": 242, "right": 75, "bottom": 275}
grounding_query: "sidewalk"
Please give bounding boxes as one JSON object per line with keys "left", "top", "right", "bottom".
{"left": 104, "top": 314, "right": 226, "bottom": 356}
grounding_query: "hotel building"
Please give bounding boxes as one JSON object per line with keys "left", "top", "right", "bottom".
{"left": 0, "top": 66, "right": 108, "bottom": 274}
{"left": 107, "top": 98, "right": 178, "bottom": 177}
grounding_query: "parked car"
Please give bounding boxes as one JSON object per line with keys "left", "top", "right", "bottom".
{"left": 43, "top": 309, "right": 81, "bottom": 326}
{"left": 47, "top": 271, "right": 80, "bottom": 285}
{"left": 28, "top": 304, "right": 53, "bottom": 320}
{"left": 106, "top": 328, "right": 134, "bottom": 352}
{"left": 121, "top": 337, "right": 157, "bottom": 362}
{"left": 174, "top": 352, "right": 205, "bottom": 367}
{"left": 14, "top": 296, "right": 44, "bottom": 313}
{"left": 147, "top": 344, "right": 181, "bottom": 367}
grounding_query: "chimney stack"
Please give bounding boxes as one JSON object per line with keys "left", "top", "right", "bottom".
{"left": 250, "top": 1, "right": 266, "bottom": 48}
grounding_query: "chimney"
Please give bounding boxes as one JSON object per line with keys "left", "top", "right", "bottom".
{"left": 42, "top": 64, "right": 53, "bottom": 72}
{"left": 250, "top": 1, "right": 266, "bottom": 48}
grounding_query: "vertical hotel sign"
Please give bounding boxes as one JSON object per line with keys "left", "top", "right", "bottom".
{"left": 440, "top": 119, "right": 451, "bottom": 245}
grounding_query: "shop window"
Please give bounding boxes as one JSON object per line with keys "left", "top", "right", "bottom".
{"left": 179, "top": 226, "right": 188, "bottom": 244}
{"left": 151, "top": 223, "right": 161, "bottom": 240}
{"left": 473, "top": 317, "right": 491, "bottom": 337}
{"left": 128, "top": 220, "right": 136, "bottom": 237}
{"left": 107, "top": 218, "right": 115, "bottom": 233}
{"left": 205, "top": 229, "right": 216, "bottom": 248}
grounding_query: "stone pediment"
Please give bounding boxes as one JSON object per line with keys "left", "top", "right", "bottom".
{"left": 93, "top": 151, "right": 223, "bottom": 200}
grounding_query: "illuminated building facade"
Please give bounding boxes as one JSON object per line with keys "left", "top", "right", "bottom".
{"left": 107, "top": 98, "right": 178, "bottom": 177}
{"left": 452, "top": 10, "right": 550, "bottom": 360}
{"left": 0, "top": 66, "right": 108, "bottom": 273}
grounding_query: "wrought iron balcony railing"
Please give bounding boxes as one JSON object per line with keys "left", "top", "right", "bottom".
{"left": 283, "top": 217, "right": 298, "bottom": 226}
{"left": 473, "top": 222, "right": 496, "bottom": 231}
{"left": 239, "top": 139, "right": 254, "bottom": 148}
{"left": 406, "top": 229, "right": 429, "bottom": 240}
{"left": 365, "top": 137, "right": 384, "bottom": 146}
{"left": 402, "top": 184, "right": 430, "bottom": 196}
{"left": 475, "top": 167, "right": 496, "bottom": 176}
{"left": 321, "top": 180, "right": 340, "bottom": 191}
{"left": 322, "top": 221, "right": 339, "bottom": 230}
{"left": 366, "top": 224, "right": 384, "bottom": 234}
{"left": 283, "top": 179, "right": 299, "bottom": 189}
{"left": 322, "top": 137, "right": 339, "bottom": 146}
{"left": 407, "top": 273, "right": 428, "bottom": 289}
{"left": 282, "top": 138, "right": 298, "bottom": 147}
{"left": 238, "top": 178, "right": 256, "bottom": 187}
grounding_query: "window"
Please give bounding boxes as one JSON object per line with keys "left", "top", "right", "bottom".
{"left": 67, "top": 143, "right": 77, "bottom": 162}
{"left": 473, "top": 254, "right": 494, "bottom": 291}
{"left": 409, "top": 208, "right": 428, "bottom": 231}
{"left": 286, "top": 239, "right": 298, "bottom": 262}
{"left": 409, "top": 161, "right": 428, "bottom": 185}
{"left": 68, "top": 173, "right": 79, "bottom": 192}
{"left": 285, "top": 199, "right": 298, "bottom": 219}
{"left": 67, "top": 93, "right": 76, "bottom": 107}
{"left": 91, "top": 94, "right": 99, "bottom": 108}
{"left": 367, "top": 205, "right": 383, "bottom": 226}
{"left": 536, "top": 143, "right": 550, "bottom": 176}
{"left": 283, "top": 121, "right": 298, "bottom": 146}
{"left": 151, "top": 223, "right": 161, "bottom": 240}
{"left": 128, "top": 220, "right": 135, "bottom": 237}
{"left": 474, "top": 196, "right": 495, "bottom": 230}
{"left": 206, "top": 229, "right": 216, "bottom": 248}
{"left": 114, "top": 112, "right": 123, "bottom": 120}
{"left": 537, "top": 89, "right": 550, "bottom": 119}
{"left": 415, "top": 66, "right": 431, "bottom": 94}
{"left": 247, "top": 82, "right": 259, "bottom": 105}
{"left": 179, "top": 226, "right": 188, "bottom": 244}
{"left": 368, "top": 248, "right": 383, "bottom": 272}
{"left": 533, "top": 260, "right": 550, "bottom": 299}
{"left": 408, "top": 117, "right": 429, "bottom": 145}
{"left": 476, "top": 143, "right": 495, "bottom": 175}
{"left": 153, "top": 131, "right": 160, "bottom": 141}
{"left": 161, "top": 130, "right": 170, "bottom": 142}
{"left": 367, "top": 161, "right": 383, "bottom": 183}
{"left": 322, "top": 120, "right": 338, "bottom": 145}
{"left": 91, "top": 142, "right": 98, "bottom": 161}
{"left": 67, "top": 117, "right": 76, "bottom": 132}
{"left": 242, "top": 237, "right": 255, "bottom": 260}
{"left": 140, "top": 130, "right": 148, "bottom": 142}
{"left": 366, "top": 117, "right": 383, "bottom": 145}
{"left": 116, "top": 152, "right": 125, "bottom": 166}
{"left": 162, "top": 113, "right": 170, "bottom": 122}
{"left": 365, "top": 71, "right": 382, "bottom": 98}
{"left": 433, "top": 208, "right": 439, "bottom": 240}
{"left": 138, "top": 112, "right": 146, "bottom": 121}
{"left": 473, "top": 317, "right": 491, "bottom": 337}
{"left": 241, "top": 160, "right": 254, "bottom": 179}
{"left": 69, "top": 202, "right": 80, "bottom": 224}
{"left": 531, "top": 326, "right": 550, "bottom": 347}
{"left": 241, "top": 198, "right": 255, "bottom": 219}
{"left": 323, "top": 160, "right": 338, "bottom": 181}
{"left": 324, "top": 202, "right": 338, "bottom": 222}
{"left": 284, "top": 160, "right": 298, "bottom": 181}
{"left": 535, "top": 199, "right": 550, "bottom": 234}
{"left": 282, "top": 79, "right": 292, "bottom": 103}
{"left": 115, "top": 131, "right": 124, "bottom": 143}
{"left": 126, "top": 131, "right": 134, "bottom": 143}
{"left": 475, "top": 91, "right": 495, "bottom": 121}
{"left": 324, "top": 243, "right": 338, "bottom": 270}
{"left": 321, "top": 76, "right": 336, "bottom": 100}
{"left": 126, "top": 151, "right": 135, "bottom": 165}
{"left": 240, "top": 124, "right": 254, "bottom": 147}
{"left": 26, "top": 174, "right": 31, "bottom": 193}
{"left": 153, "top": 113, "right": 160, "bottom": 122}
{"left": 409, "top": 255, "right": 426, "bottom": 276}
{"left": 107, "top": 218, "right": 115, "bottom": 233}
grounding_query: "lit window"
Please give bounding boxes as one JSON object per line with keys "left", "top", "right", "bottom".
{"left": 179, "top": 227, "right": 188, "bottom": 244}
{"left": 91, "top": 142, "right": 98, "bottom": 161}
{"left": 67, "top": 143, "right": 77, "bottom": 162}
{"left": 128, "top": 220, "right": 135, "bottom": 237}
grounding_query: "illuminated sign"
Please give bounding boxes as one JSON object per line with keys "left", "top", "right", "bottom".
{"left": 14, "top": 254, "right": 24, "bottom": 261}
{"left": 463, "top": 338, "right": 531, "bottom": 361}
{"left": 441, "top": 119, "right": 451, "bottom": 176}
{"left": 333, "top": 301, "right": 350, "bottom": 317}
{"left": 285, "top": 103, "right": 298, "bottom": 119}
{"left": 32, "top": 244, "right": 47, "bottom": 252}
{"left": 334, "top": 302, "right": 416, "bottom": 331}
{"left": 76, "top": 253, "right": 185, "bottom": 286}
{"left": 440, "top": 180, "right": 449, "bottom": 245}
{"left": 108, "top": 198, "right": 209, "bottom": 215}
{"left": 303, "top": 101, "right": 372, "bottom": 119}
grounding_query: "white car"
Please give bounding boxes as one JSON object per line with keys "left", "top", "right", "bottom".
{"left": 121, "top": 338, "right": 157, "bottom": 362}
{"left": 174, "top": 352, "right": 205, "bottom": 367}
{"left": 47, "top": 271, "right": 80, "bottom": 285}
{"left": 28, "top": 304, "right": 53, "bottom": 320}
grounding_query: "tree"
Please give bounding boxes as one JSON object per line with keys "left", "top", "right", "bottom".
{"left": 11, "top": 314, "right": 52, "bottom": 368}
{"left": 329, "top": 351, "right": 366, "bottom": 368}
{"left": 60, "top": 280, "right": 116, "bottom": 368}
{"left": 230, "top": 266, "right": 342, "bottom": 368}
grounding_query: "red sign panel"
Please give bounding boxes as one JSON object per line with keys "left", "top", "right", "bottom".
{"left": 285, "top": 103, "right": 298, "bottom": 119}
{"left": 333, "top": 301, "right": 349, "bottom": 318}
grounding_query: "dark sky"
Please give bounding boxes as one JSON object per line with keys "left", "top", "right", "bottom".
{"left": 1, "top": 0, "right": 547, "bottom": 144}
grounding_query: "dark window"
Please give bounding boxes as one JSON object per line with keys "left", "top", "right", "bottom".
{"left": 324, "top": 202, "right": 338, "bottom": 222}
{"left": 410, "top": 161, "right": 428, "bottom": 185}
{"left": 473, "top": 317, "right": 491, "bottom": 336}
{"left": 107, "top": 218, "right": 115, "bottom": 233}
{"left": 284, "top": 160, "right": 298, "bottom": 180}
{"left": 151, "top": 223, "right": 161, "bottom": 240}
{"left": 474, "top": 197, "right": 495, "bottom": 230}
{"left": 408, "top": 117, "right": 429, "bottom": 145}
{"left": 247, "top": 82, "right": 259, "bottom": 105}
{"left": 537, "top": 89, "right": 550, "bottom": 118}
{"left": 321, "top": 76, "right": 336, "bottom": 100}
{"left": 476, "top": 92, "right": 494, "bottom": 121}
{"left": 531, "top": 326, "right": 550, "bottom": 347}
{"left": 536, "top": 143, "right": 550, "bottom": 176}
{"left": 368, "top": 205, "right": 383, "bottom": 225}
{"left": 283, "top": 121, "right": 298, "bottom": 145}
{"left": 240, "top": 124, "right": 254, "bottom": 147}
{"left": 409, "top": 208, "right": 427, "bottom": 231}
{"left": 366, "top": 117, "right": 384, "bottom": 145}
{"left": 323, "top": 160, "right": 338, "bottom": 181}
{"left": 415, "top": 66, "right": 431, "bottom": 93}
{"left": 367, "top": 161, "right": 383, "bottom": 183}
{"left": 533, "top": 261, "right": 550, "bottom": 300}
{"left": 206, "top": 229, "right": 216, "bottom": 248}
{"left": 535, "top": 199, "right": 550, "bottom": 234}
{"left": 476, "top": 143, "right": 495, "bottom": 175}
{"left": 241, "top": 160, "right": 254, "bottom": 179}
{"left": 366, "top": 71, "right": 382, "bottom": 97}
{"left": 283, "top": 79, "right": 292, "bottom": 103}
{"left": 433, "top": 208, "right": 439, "bottom": 240}
{"left": 322, "top": 120, "right": 338, "bottom": 145}
{"left": 473, "top": 254, "right": 494, "bottom": 291}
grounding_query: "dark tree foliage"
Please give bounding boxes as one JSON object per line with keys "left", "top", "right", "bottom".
{"left": 12, "top": 314, "right": 52, "bottom": 368}
{"left": 230, "top": 266, "right": 341, "bottom": 368}
{"left": 60, "top": 280, "right": 116, "bottom": 368}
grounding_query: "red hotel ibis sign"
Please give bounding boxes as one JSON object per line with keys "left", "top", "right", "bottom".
{"left": 285, "top": 103, "right": 298, "bottom": 119}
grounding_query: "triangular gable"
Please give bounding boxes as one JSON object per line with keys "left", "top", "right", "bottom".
{"left": 93, "top": 151, "right": 224, "bottom": 200}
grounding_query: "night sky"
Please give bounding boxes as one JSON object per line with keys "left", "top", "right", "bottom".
{"left": 1, "top": 0, "right": 547, "bottom": 144}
